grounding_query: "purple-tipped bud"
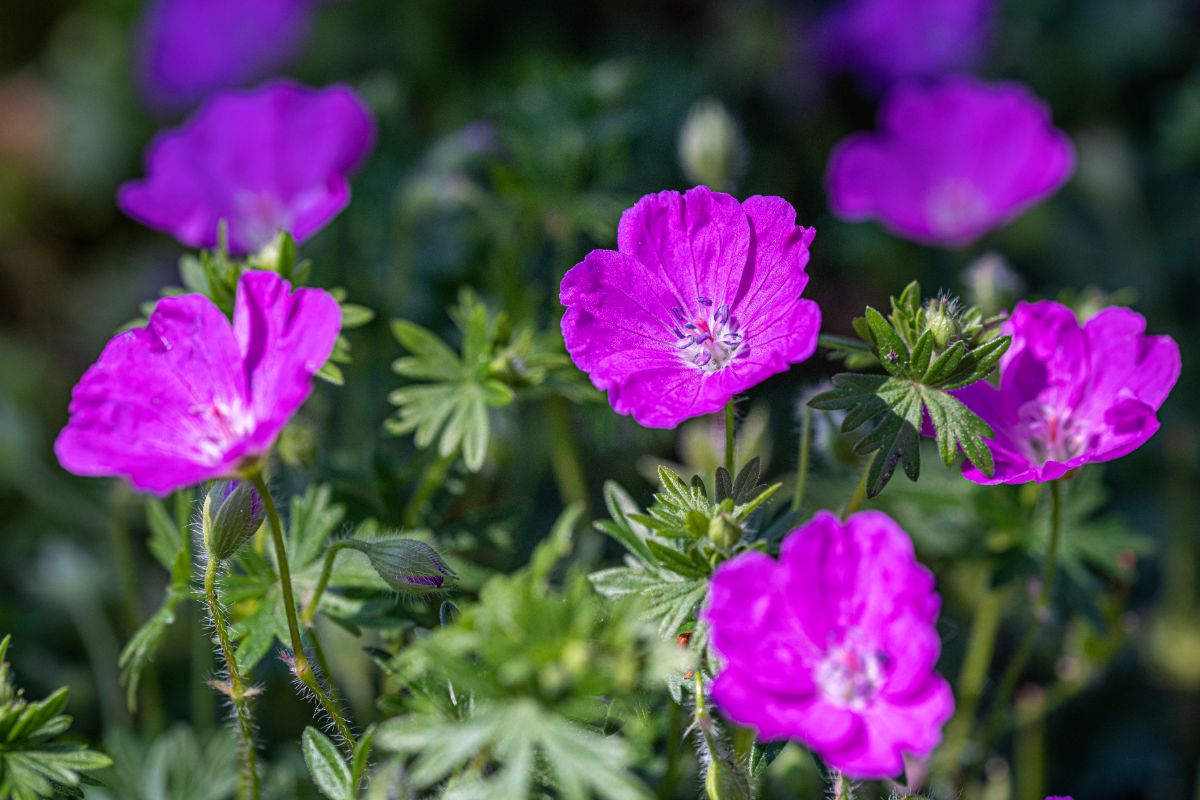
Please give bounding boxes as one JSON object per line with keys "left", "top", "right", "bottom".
{"left": 347, "top": 537, "right": 457, "bottom": 597}
{"left": 203, "top": 480, "right": 265, "bottom": 561}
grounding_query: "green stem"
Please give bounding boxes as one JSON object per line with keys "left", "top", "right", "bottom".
{"left": 791, "top": 405, "right": 812, "bottom": 512}
{"left": 182, "top": 488, "right": 215, "bottom": 734}
{"left": 723, "top": 399, "right": 736, "bottom": 478}
{"left": 842, "top": 454, "right": 874, "bottom": 520}
{"left": 933, "top": 582, "right": 1003, "bottom": 784}
{"left": 547, "top": 396, "right": 590, "bottom": 513}
{"left": 251, "top": 475, "right": 356, "bottom": 754}
{"left": 302, "top": 540, "right": 355, "bottom": 627}
{"left": 403, "top": 452, "right": 455, "bottom": 529}
{"left": 658, "top": 700, "right": 684, "bottom": 800}
{"left": 203, "top": 558, "right": 260, "bottom": 800}
{"left": 974, "top": 480, "right": 1065, "bottom": 756}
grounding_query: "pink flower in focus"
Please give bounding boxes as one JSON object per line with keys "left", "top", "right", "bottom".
{"left": 820, "top": 0, "right": 994, "bottom": 91}
{"left": 55, "top": 271, "right": 341, "bottom": 495}
{"left": 119, "top": 81, "right": 376, "bottom": 255}
{"left": 560, "top": 186, "right": 820, "bottom": 428}
{"left": 952, "top": 301, "right": 1180, "bottom": 485}
{"left": 702, "top": 510, "right": 953, "bottom": 779}
{"left": 825, "top": 78, "right": 1075, "bottom": 247}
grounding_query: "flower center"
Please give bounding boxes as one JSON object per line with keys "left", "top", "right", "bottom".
{"left": 189, "top": 397, "right": 256, "bottom": 464}
{"left": 670, "top": 296, "right": 744, "bottom": 372}
{"left": 234, "top": 190, "right": 293, "bottom": 251}
{"left": 925, "top": 177, "right": 990, "bottom": 241}
{"left": 815, "top": 632, "right": 887, "bottom": 710}
{"left": 1015, "top": 401, "right": 1092, "bottom": 465}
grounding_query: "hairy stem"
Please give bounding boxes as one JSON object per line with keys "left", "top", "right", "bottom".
{"left": 818, "top": 333, "right": 871, "bottom": 354}
{"left": 403, "top": 452, "right": 455, "bottom": 529}
{"left": 302, "top": 540, "right": 355, "bottom": 628}
{"left": 251, "top": 475, "right": 356, "bottom": 753}
{"left": 791, "top": 404, "right": 812, "bottom": 512}
{"left": 975, "top": 480, "right": 1065, "bottom": 756}
{"left": 203, "top": 558, "right": 260, "bottom": 800}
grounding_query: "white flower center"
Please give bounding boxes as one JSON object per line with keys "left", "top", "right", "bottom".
{"left": 815, "top": 631, "right": 887, "bottom": 710}
{"left": 926, "top": 177, "right": 990, "bottom": 241}
{"left": 669, "top": 296, "right": 745, "bottom": 373}
{"left": 1015, "top": 400, "right": 1093, "bottom": 466}
{"left": 188, "top": 396, "right": 257, "bottom": 464}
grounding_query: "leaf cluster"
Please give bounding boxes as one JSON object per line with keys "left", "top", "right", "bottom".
{"left": 0, "top": 636, "right": 111, "bottom": 800}
{"left": 372, "top": 508, "right": 670, "bottom": 799}
{"left": 589, "top": 461, "right": 778, "bottom": 643}
{"left": 386, "top": 288, "right": 576, "bottom": 471}
{"left": 811, "top": 282, "right": 1011, "bottom": 498}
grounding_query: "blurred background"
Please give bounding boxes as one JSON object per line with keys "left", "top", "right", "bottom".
{"left": 1, "top": 0, "right": 1198, "bottom": 797}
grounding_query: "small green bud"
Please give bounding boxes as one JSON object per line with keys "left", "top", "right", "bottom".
{"left": 348, "top": 538, "right": 457, "bottom": 596}
{"left": 203, "top": 481, "right": 264, "bottom": 561}
{"left": 924, "top": 296, "right": 962, "bottom": 350}
{"left": 679, "top": 99, "right": 747, "bottom": 191}
{"left": 707, "top": 512, "right": 742, "bottom": 549}
{"left": 705, "top": 754, "right": 752, "bottom": 800}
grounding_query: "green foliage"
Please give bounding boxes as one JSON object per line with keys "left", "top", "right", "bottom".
{"left": 221, "top": 485, "right": 389, "bottom": 670}
{"left": 90, "top": 726, "right": 237, "bottom": 800}
{"left": 386, "top": 288, "right": 574, "bottom": 471}
{"left": 589, "top": 461, "right": 777, "bottom": 641}
{"left": 375, "top": 507, "right": 671, "bottom": 798}
{"left": 118, "top": 492, "right": 193, "bottom": 712}
{"left": 0, "top": 636, "right": 111, "bottom": 800}
{"left": 810, "top": 282, "right": 1010, "bottom": 498}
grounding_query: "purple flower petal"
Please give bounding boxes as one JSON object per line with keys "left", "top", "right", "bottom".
{"left": 953, "top": 300, "right": 1180, "bottom": 484}
{"left": 137, "top": 0, "right": 319, "bottom": 112}
{"left": 118, "top": 81, "right": 376, "bottom": 254}
{"left": 702, "top": 510, "right": 951, "bottom": 780}
{"left": 56, "top": 271, "right": 341, "bottom": 495}
{"left": 826, "top": 78, "right": 1074, "bottom": 247}
{"left": 560, "top": 187, "right": 820, "bottom": 428}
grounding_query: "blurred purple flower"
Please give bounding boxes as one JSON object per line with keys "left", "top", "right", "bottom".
{"left": 560, "top": 186, "right": 820, "bottom": 429}
{"left": 118, "top": 81, "right": 376, "bottom": 255}
{"left": 953, "top": 301, "right": 1180, "bottom": 485}
{"left": 55, "top": 271, "right": 340, "bottom": 495}
{"left": 137, "top": 0, "right": 320, "bottom": 111}
{"left": 703, "top": 510, "right": 953, "bottom": 779}
{"left": 820, "top": 0, "right": 994, "bottom": 91}
{"left": 825, "top": 78, "right": 1075, "bottom": 247}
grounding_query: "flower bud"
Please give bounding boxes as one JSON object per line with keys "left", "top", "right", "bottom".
{"left": 705, "top": 754, "right": 752, "bottom": 800}
{"left": 679, "top": 99, "right": 747, "bottom": 191}
{"left": 350, "top": 538, "right": 457, "bottom": 596}
{"left": 203, "top": 481, "right": 264, "bottom": 561}
{"left": 923, "top": 296, "right": 961, "bottom": 350}
{"left": 707, "top": 512, "right": 742, "bottom": 549}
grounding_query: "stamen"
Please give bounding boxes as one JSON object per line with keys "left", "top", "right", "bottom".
{"left": 696, "top": 296, "right": 713, "bottom": 306}
{"left": 672, "top": 306, "right": 687, "bottom": 323}
{"left": 693, "top": 351, "right": 712, "bottom": 367}
{"left": 715, "top": 304, "right": 730, "bottom": 323}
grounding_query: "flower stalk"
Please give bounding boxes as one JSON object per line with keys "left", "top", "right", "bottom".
{"left": 202, "top": 557, "right": 260, "bottom": 800}
{"left": 251, "top": 474, "right": 356, "bottom": 754}
{"left": 723, "top": 399, "right": 736, "bottom": 478}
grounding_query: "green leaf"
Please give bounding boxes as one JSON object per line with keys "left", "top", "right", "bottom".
{"left": 351, "top": 724, "right": 375, "bottom": 790}
{"left": 302, "top": 727, "right": 353, "bottom": 800}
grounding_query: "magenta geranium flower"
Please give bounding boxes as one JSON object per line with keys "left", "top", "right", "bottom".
{"left": 825, "top": 78, "right": 1075, "bottom": 247}
{"left": 118, "top": 81, "right": 376, "bottom": 255}
{"left": 952, "top": 301, "right": 1180, "bottom": 485}
{"left": 137, "top": 0, "right": 319, "bottom": 111}
{"left": 55, "top": 270, "right": 340, "bottom": 495}
{"left": 703, "top": 510, "right": 952, "bottom": 779}
{"left": 820, "top": 0, "right": 994, "bottom": 90}
{"left": 559, "top": 186, "right": 820, "bottom": 428}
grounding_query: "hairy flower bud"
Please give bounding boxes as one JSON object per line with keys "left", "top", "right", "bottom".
{"left": 923, "top": 296, "right": 962, "bottom": 350}
{"left": 679, "top": 99, "right": 747, "bottom": 191}
{"left": 348, "top": 538, "right": 457, "bottom": 596}
{"left": 707, "top": 512, "right": 742, "bottom": 549}
{"left": 202, "top": 480, "right": 265, "bottom": 561}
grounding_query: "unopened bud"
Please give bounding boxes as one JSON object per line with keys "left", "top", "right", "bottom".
{"left": 924, "top": 296, "right": 961, "bottom": 350}
{"left": 348, "top": 538, "right": 457, "bottom": 596}
{"left": 203, "top": 481, "right": 264, "bottom": 561}
{"left": 705, "top": 754, "right": 752, "bottom": 800}
{"left": 679, "top": 99, "right": 747, "bottom": 191}
{"left": 707, "top": 512, "right": 742, "bottom": 549}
